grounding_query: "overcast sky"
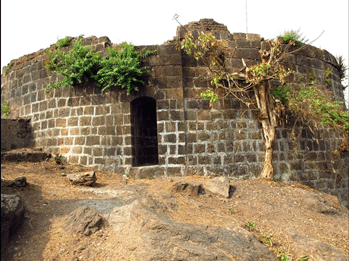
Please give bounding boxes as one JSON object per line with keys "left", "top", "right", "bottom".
{"left": 1, "top": 0, "right": 348, "bottom": 104}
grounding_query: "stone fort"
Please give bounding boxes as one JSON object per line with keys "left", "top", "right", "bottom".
{"left": 1, "top": 19, "right": 348, "bottom": 207}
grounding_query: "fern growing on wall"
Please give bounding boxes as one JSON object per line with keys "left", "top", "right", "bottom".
{"left": 97, "top": 43, "right": 153, "bottom": 94}
{"left": 45, "top": 36, "right": 155, "bottom": 95}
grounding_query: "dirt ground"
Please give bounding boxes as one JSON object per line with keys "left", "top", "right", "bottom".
{"left": 1, "top": 158, "right": 348, "bottom": 261}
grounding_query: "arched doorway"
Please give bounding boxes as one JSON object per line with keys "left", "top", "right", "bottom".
{"left": 131, "top": 97, "right": 159, "bottom": 166}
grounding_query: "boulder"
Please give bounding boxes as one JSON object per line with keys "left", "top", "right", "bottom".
{"left": 67, "top": 171, "right": 96, "bottom": 186}
{"left": 13, "top": 177, "right": 27, "bottom": 187}
{"left": 1, "top": 194, "right": 25, "bottom": 255}
{"left": 63, "top": 206, "right": 104, "bottom": 236}
{"left": 205, "top": 177, "right": 232, "bottom": 198}
{"left": 173, "top": 181, "right": 205, "bottom": 196}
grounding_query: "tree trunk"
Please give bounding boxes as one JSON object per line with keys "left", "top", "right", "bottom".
{"left": 254, "top": 82, "right": 277, "bottom": 179}
{"left": 259, "top": 122, "right": 275, "bottom": 179}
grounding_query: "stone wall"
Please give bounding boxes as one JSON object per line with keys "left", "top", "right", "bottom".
{"left": 1, "top": 19, "right": 347, "bottom": 207}
{"left": 1, "top": 118, "right": 34, "bottom": 152}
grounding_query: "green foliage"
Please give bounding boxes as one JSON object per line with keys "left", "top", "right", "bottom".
{"left": 249, "top": 63, "right": 272, "bottom": 84}
{"left": 260, "top": 232, "right": 273, "bottom": 246}
{"left": 280, "top": 29, "right": 308, "bottom": 45}
{"left": 300, "top": 256, "right": 309, "bottom": 261}
{"left": 200, "top": 90, "right": 218, "bottom": 103}
{"left": 97, "top": 43, "right": 155, "bottom": 94}
{"left": 289, "top": 79, "right": 349, "bottom": 136}
{"left": 335, "top": 56, "right": 347, "bottom": 83}
{"left": 325, "top": 67, "right": 332, "bottom": 86}
{"left": 45, "top": 36, "right": 155, "bottom": 95}
{"left": 45, "top": 35, "right": 101, "bottom": 91}
{"left": 1, "top": 102, "right": 10, "bottom": 118}
{"left": 247, "top": 221, "right": 255, "bottom": 230}
{"left": 272, "top": 85, "right": 291, "bottom": 104}
{"left": 228, "top": 208, "right": 234, "bottom": 214}
{"left": 278, "top": 250, "right": 290, "bottom": 261}
{"left": 181, "top": 31, "right": 220, "bottom": 66}
{"left": 3, "top": 63, "right": 12, "bottom": 76}
{"left": 56, "top": 37, "right": 72, "bottom": 48}
{"left": 252, "top": 63, "right": 271, "bottom": 76}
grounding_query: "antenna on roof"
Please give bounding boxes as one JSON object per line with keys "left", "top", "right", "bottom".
{"left": 173, "top": 14, "right": 183, "bottom": 27}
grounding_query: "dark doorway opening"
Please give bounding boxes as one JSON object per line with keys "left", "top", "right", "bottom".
{"left": 131, "top": 97, "right": 159, "bottom": 166}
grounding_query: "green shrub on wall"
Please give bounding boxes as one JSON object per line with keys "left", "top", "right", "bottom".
{"left": 45, "top": 36, "right": 101, "bottom": 91}
{"left": 45, "top": 35, "right": 156, "bottom": 95}
{"left": 97, "top": 42, "right": 153, "bottom": 94}
{"left": 280, "top": 29, "right": 308, "bottom": 45}
{"left": 1, "top": 102, "right": 10, "bottom": 118}
{"left": 56, "top": 36, "right": 72, "bottom": 48}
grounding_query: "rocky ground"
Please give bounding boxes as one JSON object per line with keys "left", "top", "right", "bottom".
{"left": 1, "top": 149, "right": 348, "bottom": 261}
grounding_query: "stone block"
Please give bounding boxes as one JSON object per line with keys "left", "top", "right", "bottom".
{"left": 68, "top": 117, "right": 78, "bottom": 127}
{"left": 158, "top": 100, "right": 169, "bottom": 109}
{"left": 84, "top": 106, "right": 94, "bottom": 115}
{"left": 198, "top": 156, "right": 209, "bottom": 165}
{"left": 166, "top": 122, "right": 176, "bottom": 132}
{"left": 72, "top": 147, "right": 82, "bottom": 154}
{"left": 74, "top": 137, "right": 86, "bottom": 145}
{"left": 164, "top": 134, "right": 176, "bottom": 143}
{"left": 92, "top": 116, "right": 105, "bottom": 126}
{"left": 67, "top": 97, "right": 80, "bottom": 107}
{"left": 158, "top": 111, "right": 169, "bottom": 121}
{"left": 168, "top": 157, "right": 185, "bottom": 165}
{"left": 188, "top": 133, "right": 197, "bottom": 143}
{"left": 56, "top": 119, "right": 66, "bottom": 128}
{"left": 185, "top": 110, "right": 197, "bottom": 121}
{"left": 170, "top": 110, "right": 182, "bottom": 121}
{"left": 187, "top": 100, "right": 199, "bottom": 109}
{"left": 69, "top": 128, "right": 79, "bottom": 136}
{"left": 178, "top": 133, "right": 185, "bottom": 143}
{"left": 166, "top": 167, "right": 182, "bottom": 176}
{"left": 195, "top": 144, "right": 205, "bottom": 153}
{"left": 86, "top": 136, "right": 100, "bottom": 146}
{"left": 198, "top": 132, "right": 210, "bottom": 142}
{"left": 94, "top": 158, "right": 106, "bottom": 164}
{"left": 93, "top": 148, "right": 103, "bottom": 156}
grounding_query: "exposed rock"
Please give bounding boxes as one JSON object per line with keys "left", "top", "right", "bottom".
{"left": 173, "top": 181, "right": 205, "bottom": 196}
{"left": 287, "top": 229, "right": 348, "bottom": 261}
{"left": 173, "top": 178, "right": 235, "bottom": 198}
{"left": 301, "top": 190, "right": 343, "bottom": 215}
{"left": 1, "top": 179, "right": 14, "bottom": 187}
{"left": 13, "top": 177, "right": 27, "bottom": 187}
{"left": 1, "top": 147, "right": 51, "bottom": 162}
{"left": 1, "top": 177, "right": 27, "bottom": 188}
{"left": 205, "top": 177, "right": 231, "bottom": 198}
{"left": 108, "top": 199, "right": 277, "bottom": 261}
{"left": 63, "top": 206, "right": 104, "bottom": 236}
{"left": 1, "top": 194, "right": 25, "bottom": 255}
{"left": 67, "top": 171, "right": 96, "bottom": 186}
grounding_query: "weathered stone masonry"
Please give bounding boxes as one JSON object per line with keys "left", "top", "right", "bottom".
{"left": 1, "top": 19, "right": 348, "bottom": 207}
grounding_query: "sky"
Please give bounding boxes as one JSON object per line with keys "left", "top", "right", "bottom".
{"left": 1, "top": 0, "right": 348, "bottom": 105}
